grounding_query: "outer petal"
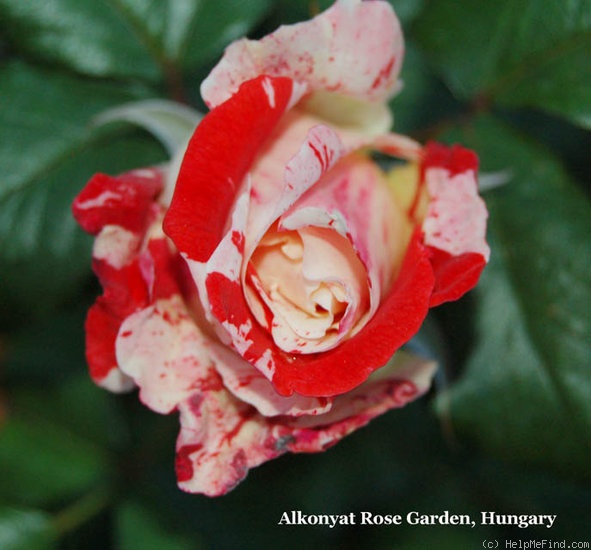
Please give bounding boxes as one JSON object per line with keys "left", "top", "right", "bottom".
{"left": 116, "top": 295, "right": 213, "bottom": 414}
{"left": 72, "top": 169, "right": 162, "bottom": 235}
{"left": 201, "top": 0, "right": 403, "bottom": 108}
{"left": 72, "top": 169, "right": 165, "bottom": 391}
{"left": 283, "top": 350, "right": 436, "bottom": 444}
{"left": 207, "top": 342, "right": 333, "bottom": 417}
{"left": 420, "top": 143, "right": 490, "bottom": 306}
{"left": 175, "top": 350, "right": 436, "bottom": 496}
{"left": 176, "top": 386, "right": 281, "bottom": 496}
{"left": 164, "top": 76, "right": 304, "bottom": 263}
{"left": 83, "top": 260, "right": 147, "bottom": 391}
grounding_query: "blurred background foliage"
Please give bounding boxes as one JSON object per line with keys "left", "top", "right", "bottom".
{"left": 0, "top": 0, "right": 590, "bottom": 548}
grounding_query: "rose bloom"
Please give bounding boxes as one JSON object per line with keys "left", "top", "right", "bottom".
{"left": 73, "top": 0, "right": 489, "bottom": 496}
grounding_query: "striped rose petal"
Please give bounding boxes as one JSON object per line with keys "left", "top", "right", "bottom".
{"left": 73, "top": 0, "right": 489, "bottom": 497}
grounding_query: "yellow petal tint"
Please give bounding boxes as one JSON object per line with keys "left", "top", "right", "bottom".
{"left": 385, "top": 161, "right": 429, "bottom": 224}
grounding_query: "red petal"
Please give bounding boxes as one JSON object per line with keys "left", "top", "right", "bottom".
{"left": 164, "top": 76, "right": 297, "bottom": 262}
{"left": 420, "top": 141, "right": 488, "bottom": 306}
{"left": 428, "top": 248, "right": 486, "bottom": 307}
{"left": 72, "top": 170, "right": 162, "bottom": 235}
{"left": 206, "top": 230, "right": 434, "bottom": 397}
{"left": 421, "top": 141, "right": 478, "bottom": 177}
{"left": 270, "top": 231, "right": 434, "bottom": 396}
{"left": 146, "top": 238, "right": 194, "bottom": 301}
{"left": 174, "top": 349, "right": 435, "bottom": 495}
{"left": 85, "top": 260, "right": 149, "bottom": 384}
{"left": 74, "top": 169, "right": 190, "bottom": 388}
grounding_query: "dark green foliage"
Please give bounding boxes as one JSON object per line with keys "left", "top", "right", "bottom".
{"left": 1, "top": 1, "right": 589, "bottom": 548}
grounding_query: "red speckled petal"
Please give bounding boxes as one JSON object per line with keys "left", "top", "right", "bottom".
{"left": 164, "top": 75, "right": 302, "bottom": 263}
{"left": 202, "top": 230, "right": 433, "bottom": 398}
{"left": 72, "top": 169, "right": 162, "bottom": 235}
{"left": 73, "top": 168, "right": 165, "bottom": 391}
{"left": 176, "top": 387, "right": 278, "bottom": 496}
{"left": 116, "top": 295, "right": 214, "bottom": 414}
{"left": 202, "top": 0, "right": 403, "bottom": 108}
{"left": 208, "top": 342, "right": 333, "bottom": 417}
{"left": 422, "top": 141, "right": 479, "bottom": 177}
{"left": 420, "top": 143, "right": 490, "bottom": 306}
{"left": 84, "top": 259, "right": 147, "bottom": 391}
{"left": 174, "top": 350, "right": 435, "bottom": 496}
{"left": 282, "top": 351, "right": 436, "bottom": 451}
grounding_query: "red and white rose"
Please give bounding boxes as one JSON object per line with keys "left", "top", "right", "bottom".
{"left": 73, "top": 0, "right": 489, "bottom": 496}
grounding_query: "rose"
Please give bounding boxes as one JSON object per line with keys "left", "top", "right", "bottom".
{"left": 73, "top": 0, "right": 489, "bottom": 496}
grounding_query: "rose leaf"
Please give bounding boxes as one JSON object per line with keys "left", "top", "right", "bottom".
{"left": 0, "top": 508, "right": 55, "bottom": 550}
{"left": 7, "top": 375, "right": 128, "bottom": 450}
{"left": 116, "top": 501, "right": 194, "bottom": 550}
{"left": 390, "top": 42, "right": 459, "bottom": 134}
{"left": 414, "top": 0, "right": 591, "bottom": 128}
{"left": 0, "top": 62, "right": 167, "bottom": 318}
{"left": 0, "top": 0, "right": 272, "bottom": 81}
{"left": 0, "top": 417, "right": 110, "bottom": 506}
{"left": 436, "top": 116, "right": 591, "bottom": 480}
{"left": 93, "top": 99, "right": 202, "bottom": 156}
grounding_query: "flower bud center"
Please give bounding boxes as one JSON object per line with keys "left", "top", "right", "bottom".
{"left": 245, "top": 223, "right": 369, "bottom": 354}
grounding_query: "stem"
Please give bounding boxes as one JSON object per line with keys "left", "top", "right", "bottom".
{"left": 52, "top": 486, "right": 112, "bottom": 536}
{"left": 164, "top": 62, "right": 188, "bottom": 104}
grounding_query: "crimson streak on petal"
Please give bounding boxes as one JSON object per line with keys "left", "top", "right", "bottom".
{"left": 206, "top": 232, "right": 434, "bottom": 397}
{"left": 164, "top": 76, "right": 298, "bottom": 262}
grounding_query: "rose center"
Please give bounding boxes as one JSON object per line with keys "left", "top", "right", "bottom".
{"left": 244, "top": 223, "right": 370, "bottom": 354}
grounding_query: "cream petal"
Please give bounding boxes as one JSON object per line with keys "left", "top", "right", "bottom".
{"left": 246, "top": 222, "right": 369, "bottom": 354}
{"left": 174, "top": 349, "right": 437, "bottom": 496}
{"left": 116, "top": 296, "right": 213, "bottom": 414}
{"left": 208, "top": 342, "right": 333, "bottom": 417}
{"left": 281, "top": 154, "right": 411, "bottom": 318}
{"left": 423, "top": 167, "right": 490, "bottom": 260}
{"left": 201, "top": 0, "right": 404, "bottom": 108}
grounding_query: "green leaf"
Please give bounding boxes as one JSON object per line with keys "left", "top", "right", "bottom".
{"left": 116, "top": 501, "right": 198, "bottom": 550}
{"left": 437, "top": 116, "right": 591, "bottom": 479}
{"left": 0, "top": 0, "right": 158, "bottom": 81}
{"left": 0, "top": 62, "right": 153, "bottom": 201}
{"left": 0, "top": 0, "right": 272, "bottom": 81}
{"left": 387, "top": 0, "right": 425, "bottom": 24}
{"left": 0, "top": 135, "right": 166, "bottom": 317}
{"left": 4, "top": 306, "right": 88, "bottom": 383}
{"left": 0, "top": 416, "right": 110, "bottom": 505}
{"left": 180, "top": 0, "right": 271, "bottom": 68}
{"left": 0, "top": 508, "right": 55, "bottom": 550}
{"left": 94, "top": 99, "right": 202, "bottom": 156}
{"left": 8, "top": 374, "right": 128, "bottom": 450}
{"left": 391, "top": 42, "right": 460, "bottom": 134}
{"left": 414, "top": 0, "right": 591, "bottom": 128}
{"left": 273, "top": 0, "right": 426, "bottom": 25}
{"left": 0, "top": 62, "right": 167, "bottom": 317}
